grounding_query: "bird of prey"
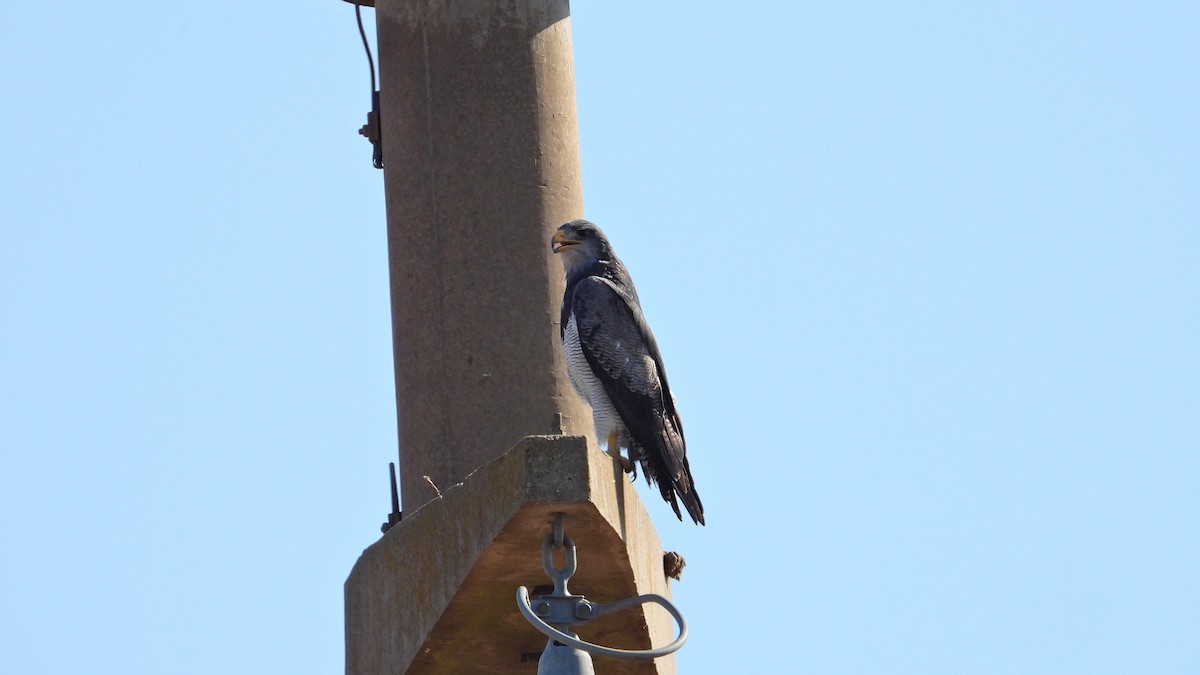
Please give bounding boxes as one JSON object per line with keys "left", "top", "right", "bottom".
{"left": 551, "top": 219, "right": 704, "bottom": 525}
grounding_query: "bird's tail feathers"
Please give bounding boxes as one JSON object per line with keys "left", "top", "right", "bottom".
{"left": 632, "top": 439, "right": 705, "bottom": 526}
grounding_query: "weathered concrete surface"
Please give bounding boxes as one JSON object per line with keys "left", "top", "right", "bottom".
{"left": 375, "top": 0, "right": 592, "bottom": 515}
{"left": 345, "top": 436, "right": 677, "bottom": 674}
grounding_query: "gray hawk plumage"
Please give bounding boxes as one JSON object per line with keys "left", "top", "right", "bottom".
{"left": 551, "top": 219, "right": 704, "bottom": 525}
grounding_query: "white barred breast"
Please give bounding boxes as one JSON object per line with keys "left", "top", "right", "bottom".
{"left": 563, "top": 312, "right": 624, "bottom": 448}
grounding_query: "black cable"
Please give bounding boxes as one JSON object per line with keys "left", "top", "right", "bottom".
{"left": 355, "top": 4, "right": 377, "bottom": 96}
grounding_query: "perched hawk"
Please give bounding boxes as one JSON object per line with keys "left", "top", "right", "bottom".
{"left": 551, "top": 219, "right": 704, "bottom": 525}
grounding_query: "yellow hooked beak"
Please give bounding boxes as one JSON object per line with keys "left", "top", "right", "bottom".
{"left": 551, "top": 230, "right": 581, "bottom": 254}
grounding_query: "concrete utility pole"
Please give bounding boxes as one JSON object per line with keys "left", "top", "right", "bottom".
{"left": 342, "top": 1, "right": 680, "bottom": 673}
{"left": 374, "top": 0, "right": 591, "bottom": 515}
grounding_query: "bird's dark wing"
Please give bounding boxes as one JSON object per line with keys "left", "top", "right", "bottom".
{"left": 571, "top": 275, "right": 704, "bottom": 524}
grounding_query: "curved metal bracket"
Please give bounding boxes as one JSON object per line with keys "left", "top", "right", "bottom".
{"left": 517, "top": 514, "right": 689, "bottom": 662}
{"left": 516, "top": 586, "right": 688, "bottom": 661}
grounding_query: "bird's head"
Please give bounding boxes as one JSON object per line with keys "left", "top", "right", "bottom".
{"left": 551, "top": 219, "right": 610, "bottom": 261}
{"left": 552, "top": 219, "right": 625, "bottom": 281}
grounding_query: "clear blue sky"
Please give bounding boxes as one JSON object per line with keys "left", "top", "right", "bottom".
{"left": 2, "top": 2, "right": 1197, "bottom": 673}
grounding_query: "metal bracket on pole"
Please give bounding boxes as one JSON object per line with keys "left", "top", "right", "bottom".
{"left": 342, "top": 0, "right": 383, "bottom": 169}
{"left": 516, "top": 514, "right": 688, "bottom": 672}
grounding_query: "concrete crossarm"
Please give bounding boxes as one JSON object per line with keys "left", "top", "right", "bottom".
{"left": 344, "top": 435, "right": 677, "bottom": 674}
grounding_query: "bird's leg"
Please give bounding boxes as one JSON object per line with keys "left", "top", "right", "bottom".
{"left": 607, "top": 430, "right": 635, "bottom": 476}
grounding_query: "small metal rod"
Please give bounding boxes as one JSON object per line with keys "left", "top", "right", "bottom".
{"left": 381, "top": 462, "right": 403, "bottom": 533}
{"left": 389, "top": 462, "right": 400, "bottom": 515}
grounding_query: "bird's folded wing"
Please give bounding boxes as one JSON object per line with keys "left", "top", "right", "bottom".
{"left": 570, "top": 276, "right": 689, "bottom": 484}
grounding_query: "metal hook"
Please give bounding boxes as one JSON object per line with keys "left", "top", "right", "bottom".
{"left": 517, "top": 516, "right": 689, "bottom": 662}
{"left": 552, "top": 512, "right": 565, "bottom": 548}
{"left": 542, "top": 532, "right": 577, "bottom": 598}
